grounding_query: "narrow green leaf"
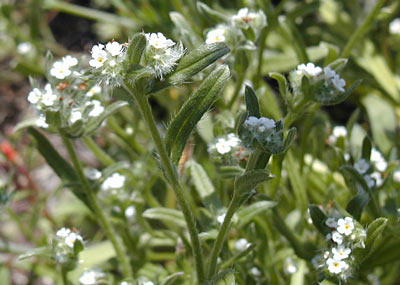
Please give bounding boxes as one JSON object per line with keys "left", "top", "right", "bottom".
{"left": 127, "top": 33, "right": 147, "bottom": 65}
{"left": 190, "top": 160, "right": 215, "bottom": 199}
{"left": 217, "top": 166, "right": 245, "bottom": 179}
{"left": 214, "top": 270, "right": 236, "bottom": 285}
{"left": 361, "top": 136, "right": 372, "bottom": 160}
{"left": 142, "top": 207, "right": 186, "bottom": 228}
{"left": 236, "top": 200, "right": 277, "bottom": 228}
{"left": 269, "top": 72, "right": 291, "bottom": 105}
{"left": 18, "top": 247, "right": 50, "bottom": 260}
{"left": 244, "top": 85, "right": 260, "bottom": 118}
{"left": 161, "top": 272, "right": 184, "bottom": 285}
{"left": 286, "top": 151, "right": 308, "bottom": 212}
{"left": 234, "top": 49, "right": 249, "bottom": 75}
{"left": 165, "top": 65, "right": 230, "bottom": 164}
{"left": 283, "top": 127, "right": 297, "bottom": 152}
{"left": 346, "top": 108, "right": 360, "bottom": 136}
{"left": 168, "top": 43, "right": 230, "bottom": 85}
{"left": 309, "top": 205, "right": 329, "bottom": 235}
{"left": 234, "top": 169, "right": 274, "bottom": 194}
{"left": 361, "top": 218, "right": 388, "bottom": 261}
{"left": 196, "top": 2, "right": 230, "bottom": 23}
{"left": 85, "top": 101, "right": 128, "bottom": 135}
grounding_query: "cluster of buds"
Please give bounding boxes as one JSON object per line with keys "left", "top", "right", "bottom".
{"left": 205, "top": 7, "right": 267, "bottom": 49}
{"left": 327, "top": 125, "right": 347, "bottom": 145}
{"left": 239, "top": 116, "right": 285, "bottom": 154}
{"left": 143, "top": 32, "right": 185, "bottom": 79}
{"left": 52, "top": 228, "right": 84, "bottom": 270}
{"left": 207, "top": 133, "right": 247, "bottom": 164}
{"left": 354, "top": 158, "right": 383, "bottom": 188}
{"left": 312, "top": 216, "right": 366, "bottom": 281}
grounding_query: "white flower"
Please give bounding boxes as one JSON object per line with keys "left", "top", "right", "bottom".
{"left": 364, "top": 175, "right": 375, "bottom": 188}
{"left": 393, "top": 170, "right": 400, "bottom": 183}
{"left": 87, "top": 100, "right": 104, "bottom": 117}
{"left": 332, "top": 126, "right": 347, "bottom": 137}
{"left": 50, "top": 61, "right": 72, "bottom": 79}
{"left": 325, "top": 217, "right": 337, "bottom": 228}
{"left": 89, "top": 44, "right": 108, "bottom": 68}
{"left": 234, "top": 238, "right": 250, "bottom": 251}
{"left": 86, "top": 85, "right": 101, "bottom": 97}
{"left": 354, "top": 159, "right": 369, "bottom": 174}
{"left": 146, "top": 32, "right": 175, "bottom": 49}
{"left": 27, "top": 88, "right": 41, "bottom": 104}
{"left": 250, "top": 267, "right": 261, "bottom": 276}
{"left": 206, "top": 27, "right": 226, "bottom": 44}
{"left": 105, "top": 41, "right": 124, "bottom": 56}
{"left": 86, "top": 168, "right": 102, "bottom": 180}
{"left": 79, "top": 271, "right": 96, "bottom": 285}
{"left": 62, "top": 55, "right": 78, "bottom": 68}
{"left": 323, "top": 66, "right": 337, "bottom": 79}
{"left": 216, "top": 138, "right": 232, "bottom": 154}
{"left": 327, "top": 258, "right": 347, "bottom": 274}
{"left": 232, "top": 8, "right": 267, "bottom": 30}
{"left": 36, "top": 114, "right": 49, "bottom": 128}
{"left": 17, "top": 42, "right": 33, "bottom": 54}
{"left": 41, "top": 87, "right": 57, "bottom": 106}
{"left": 65, "top": 232, "right": 83, "bottom": 248}
{"left": 371, "top": 171, "right": 383, "bottom": 187}
{"left": 332, "top": 231, "right": 343, "bottom": 244}
{"left": 56, "top": 227, "right": 71, "bottom": 238}
{"left": 332, "top": 245, "right": 351, "bottom": 260}
{"left": 217, "top": 213, "right": 226, "bottom": 224}
{"left": 226, "top": 133, "right": 240, "bottom": 147}
{"left": 244, "top": 116, "right": 275, "bottom": 130}
{"left": 296, "top": 63, "right": 322, "bottom": 77}
{"left": 102, "top": 173, "right": 126, "bottom": 190}
{"left": 283, "top": 257, "right": 297, "bottom": 274}
{"left": 311, "top": 254, "right": 325, "bottom": 268}
{"left": 69, "top": 109, "right": 82, "bottom": 124}
{"left": 371, "top": 148, "right": 387, "bottom": 172}
{"left": 331, "top": 74, "right": 346, "bottom": 92}
{"left": 125, "top": 206, "right": 136, "bottom": 219}
{"left": 337, "top": 217, "right": 354, "bottom": 236}
{"left": 244, "top": 116, "right": 259, "bottom": 127}
{"left": 389, "top": 18, "right": 400, "bottom": 35}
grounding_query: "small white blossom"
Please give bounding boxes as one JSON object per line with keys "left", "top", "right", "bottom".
{"left": 232, "top": 8, "right": 267, "bottom": 30}
{"left": 69, "top": 109, "right": 82, "bottom": 124}
{"left": 296, "top": 63, "right": 322, "bottom": 77}
{"left": 87, "top": 100, "right": 104, "bottom": 117}
{"left": 337, "top": 217, "right": 354, "bottom": 236}
{"left": 206, "top": 27, "right": 226, "bottom": 44}
{"left": 283, "top": 257, "right": 297, "bottom": 274}
{"left": 364, "top": 175, "right": 375, "bottom": 188}
{"left": 125, "top": 206, "right": 136, "bottom": 219}
{"left": 323, "top": 67, "right": 336, "bottom": 79}
{"left": 86, "top": 168, "right": 102, "bottom": 180}
{"left": 105, "top": 41, "right": 124, "bottom": 56}
{"left": 244, "top": 116, "right": 275, "bottom": 130}
{"left": 393, "top": 170, "right": 400, "bottom": 183}
{"left": 147, "top": 33, "right": 175, "bottom": 49}
{"left": 86, "top": 85, "right": 102, "bottom": 97}
{"left": 50, "top": 61, "right": 72, "bottom": 79}
{"left": 17, "top": 42, "right": 33, "bottom": 54}
{"left": 312, "top": 254, "right": 325, "bottom": 268}
{"left": 41, "top": 85, "right": 57, "bottom": 106}
{"left": 89, "top": 44, "right": 108, "bottom": 68}
{"left": 371, "top": 171, "right": 383, "bottom": 187}
{"left": 389, "top": 18, "right": 400, "bottom": 35}
{"left": 331, "top": 74, "right": 346, "bottom": 92}
{"left": 332, "top": 245, "right": 351, "bottom": 260}
{"left": 79, "top": 271, "right": 96, "bottom": 285}
{"left": 56, "top": 227, "right": 71, "bottom": 238}
{"left": 217, "top": 213, "right": 226, "bottom": 224}
{"left": 215, "top": 138, "right": 232, "bottom": 154}
{"left": 332, "top": 231, "right": 343, "bottom": 244}
{"left": 332, "top": 126, "right": 347, "bottom": 137}
{"left": 102, "top": 173, "right": 126, "bottom": 190}
{"left": 234, "top": 238, "right": 250, "bottom": 251}
{"left": 62, "top": 55, "right": 78, "bottom": 68}
{"left": 325, "top": 217, "right": 337, "bottom": 228}
{"left": 27, "top": 88, "right": 41, "bottom": 104}
{"left": 354, "top": 159, "right": 369, "bottom": 174}
{"left": 327, "top": 258, "right": 347, "bottom": 274}
{"left": 250, "top": 267, "right": 262, "bottom": 276}
{"left": 36, "top": 114, "right": 49, "bottom": 128}
{"left": 65, "top": 232, "right": 83, "bottom": 248}
{"left": 226, "top": 133, "right": 240, "bottom": 147}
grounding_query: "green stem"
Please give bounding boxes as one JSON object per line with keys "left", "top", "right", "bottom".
{"left": 227, "top": 72, "right": 246, "bottom": 109}
{"left": 60, "top": 132, "right": 133, "bottom": 280}
{"left": 82, "top": 136, "right": 115, "bottom": 166}
{"left": 43, "top": 0, "right": 137, "bottom": 29}
{"left": 61, "top": 267, "right": 69, "bottom": 285}
{"left": 206, "top": 150, "right": 261, "bottom": 279}
{"left": 107, "top": 117, "right": 144, "bottom": 154}
{"left": 341, "top": 0, "right": 387, "bottom": 58}
{"left": 125, "top": 86, "right": 205, "bottom": 284}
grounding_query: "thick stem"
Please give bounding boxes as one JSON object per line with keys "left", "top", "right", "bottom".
{"left": 60, "top": 133, "right": 133, "bottom": 280}
{"left": 127, "top": 86, "right": 205, "bottom": 284}
{"left": 341, "top": 0, "right": 386, "bottom": 58}
{"left": 61, "top": 267, "right": 69, "bottom": 285}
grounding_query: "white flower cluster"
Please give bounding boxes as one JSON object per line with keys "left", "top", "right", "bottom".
{"left": 205, "top": 7, "right": 266, "bottom": 47}
{"left": 144, "top": 32, "right": 185, "bottom": 79}
{"left": 244, "top": 116, "right": 276, "bottom": 131}
{"left": 313, "top": 216, "right": 366, "bottom": 280}
{"left": 89, "top": 41, "right": 126, "bottom": 86}
{"left": 353, "top": 159, "right": 384, "bottom": 188}
{"left": 102, "top": 172, "right": 126, "bottom": 191}
{"left": 327, "top": 125, "right": 347, "bottom": 145}
{"left": 370, "top": 148, "right": 387, "bottom": 172}
{"left": 295, "top": 63, "right": 346, "bottom": 92}
{"left": 53, "top": 227, "right": 84, "bottom": 264}
{"left": 389, "top": 18, "right": 400, "bottom": 35}
{"left": 283, "top": 257, "right": 297, "bottom": 274}
{"left": 50, "top": 55, "right": 79, "bottom": 80}
{"left": 79, "top": 270, "right": 105, "bottom": 285}
{"left": 234, "top": 238, "right": 251, "bottom": 251}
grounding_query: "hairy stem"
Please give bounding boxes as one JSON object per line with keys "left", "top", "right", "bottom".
{"left": 82, "top": 136, "right": 115, "bottom": 166}
{"left": 60, "top": 132, "right": 133, "bottom": 280}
